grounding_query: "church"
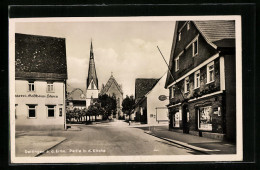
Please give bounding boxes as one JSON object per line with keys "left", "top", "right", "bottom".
{"left": 86, "top": 41, "right": 99, "bottom": 109}
{"left": 85, "top": 40, "right": 124, "bottom": 119}
{"left": 100, "top": 73, "right": 124, "bottom": 119}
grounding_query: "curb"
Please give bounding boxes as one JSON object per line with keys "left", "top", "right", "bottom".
{"left": 35, "top": 138, "right": 67, "bottom": 157}
{"left": 144, "top": 131, "right": 210, "bottom": 154}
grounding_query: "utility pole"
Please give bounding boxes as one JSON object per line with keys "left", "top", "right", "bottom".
{"left": 157, "top": 46, "right": 185, "bottom": 101}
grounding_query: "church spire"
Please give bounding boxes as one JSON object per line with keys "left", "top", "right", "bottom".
{"left": 86, "top": 40, "right": 98, "bottom": 89}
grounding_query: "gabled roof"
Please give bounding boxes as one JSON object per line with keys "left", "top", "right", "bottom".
{"left": 15, "top": 33, "right": 67, "bottom": 80}
{"left": 165, "top": 20, "right": 235, "bottom": 88}
{"left": 194, "top": 20, "right": 235, "bottom": 43}
{"left": 100, "top": 75, "right": 123, "bottom": 95}
{"left": 68, "top": 88, "right": 86, "bottom": 101}
{"left": 135, "top": 78, "right": 159, "bottom": 103}
{"left": 86, "top": 41, "right": 98, "bottom": 89}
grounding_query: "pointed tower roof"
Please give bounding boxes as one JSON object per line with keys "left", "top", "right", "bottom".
{"left": 86, "top": 40, "right": 98, "bottom": 89}
{"left": 100, "top": 73, "right": 123, "bottom": 95}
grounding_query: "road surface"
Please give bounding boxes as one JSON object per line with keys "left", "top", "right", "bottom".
{"left": 39, "top": 121, "right": 201, "bottom": 156}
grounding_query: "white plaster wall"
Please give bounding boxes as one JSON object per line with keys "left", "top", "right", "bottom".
{"left": 15, "top": 80, "right": 66, "bottom": 130}
{"left": 146, "top": 74, "right": 169, "bottom": 124}
{"left": 86, "top": 81, "right": 99, "bottom": 108}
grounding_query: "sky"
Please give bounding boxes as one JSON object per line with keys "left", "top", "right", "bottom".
{"left": 15, "top": 20, "right": 175, "bottom": 97}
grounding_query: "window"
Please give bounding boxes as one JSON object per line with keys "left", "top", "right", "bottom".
{"left": 192, "top": 38, "right": 198, "bottom": 56}
{"left": 28, "top": 105, "right": 36, "bottom": 118}
{"left": 15, "top": 104, "right": 18, "bottom": 119}
{"left": 184, "top": 77, "right": 189, "bottom": 93}
{"left": 207, "top": 61, "right": 215, "bottom": 83}
{"left": 175, "top": 57, "right": 179, "bottom": 72}
{"left": 91, "top": 81, "right": 94, "bottom": 89}
{"left": 187, "top": 22, "right": 190, "bottom": 30}
{"left": 28, "top": 81, "right": 35, "bottom": 91}
{"left": 198, "top": 106, "right": 213, "bottom": 131}
{"left": 170, "top": 87, "right": 175, "bottom": 99}
{"left": 47, "top": 105, "right": 55, "bottom": 117}
{"left": 178, "top": 32, "right": 181, "bottom": 41}
{"left": 59, "top": 108, "right": 62, "bottom": 117}
{"left": 173, "top": 111, "right": 180, "bottom": 127}
{"left": 47, "top": 82, "right": 54, "bottom": 92}
{"left": 194, "top": 70, "right": 200, "bottom": 89}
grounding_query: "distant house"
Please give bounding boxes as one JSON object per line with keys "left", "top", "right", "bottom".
{"left": 165, "top": 21, "right": 236, "bottom": 141}
{"left": 15, "top": 33, "right": 68, "bottom": 130}
{"left": 67, "top": 88, "right": 86, "bottom": 110}
{"left": 133, "top": 73, "right": 168, "bottom": 124}
{"left": 100, "top": 74, "right": 123, "bottom": 119}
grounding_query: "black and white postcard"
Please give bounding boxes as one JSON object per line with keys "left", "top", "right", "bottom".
{"left": 9, "top": 16, "right": 242, "bottom": 163}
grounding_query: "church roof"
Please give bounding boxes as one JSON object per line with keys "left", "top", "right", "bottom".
{"left": 100, "top": 75, "right": 123, "bottom": 95}
{"left": 86, "top": 41, "right": 98, "bottom": 89}
{"left": 15, "top": 33, "right": 67, "bottom": 80}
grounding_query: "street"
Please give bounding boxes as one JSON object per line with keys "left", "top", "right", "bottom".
{"left": 31, "top": 121, "right": 201, "bottom": 156}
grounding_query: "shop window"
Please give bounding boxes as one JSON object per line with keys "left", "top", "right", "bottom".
{"left": 47, "top": 105, "right": 55, "bottom": 117}
{"left": 28, "top": 105, "right": 36, "bottom": 118}
{"left": 194, "top": 70, "right": 200, "bottom": 89}
{"left": 192, "top": 38, "right": 198, "bottom": 57}
{"left": 28, "top": 81, "right": 35, "bottom": 92}
{"left": 184, "top": 77, "right": 189, "bottom": 93}
{"left": 175, "top": 57, "right": 179, "bottom": 72}
{"left": 207, "top": 61, "right": 215, "bottom": 83}
{"left": 173, "top": 111, "right": 180, "bottom": 127}
{"left": 47, "top": 82, "right": 54, "bottom": 92}
{"left": 198, "top": 106, "right": 213, "bottom": 131}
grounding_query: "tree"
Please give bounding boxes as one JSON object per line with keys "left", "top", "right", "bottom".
{"left": 98, "top": 94, "right": 117, "bottom": 119}
{"left": 66, "top": 106, "right": 73, "bottom": 123}
{"left": 122, "top": 95, "right": 135, "bottom": 120}
{"left": 86, "top": 102, "right": 105, "bottom": 122}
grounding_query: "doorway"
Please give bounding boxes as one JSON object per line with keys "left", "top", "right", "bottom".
{"left": 182, "top": 104, "right": 189, "bottom": 134}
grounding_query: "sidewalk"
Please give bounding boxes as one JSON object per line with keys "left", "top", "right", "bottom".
{"left": 15, "top": 135, "right": 66, "bottom": 157}
{"left": 143, "top": 126, "right": 236, "bottom": 154}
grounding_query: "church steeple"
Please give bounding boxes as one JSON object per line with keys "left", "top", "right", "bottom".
{"left": 86, "top": 40, "right": 98, "bottom": 90}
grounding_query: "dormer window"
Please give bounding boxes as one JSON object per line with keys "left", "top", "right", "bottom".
{"left": 187, "top": 22, "right": 190, "bottom": 30}
{"left": 28, "top": 81, "right": 35, "bottom": 92}
{"left": 192, "top": 38, "right": 198, "bottom": 57}
{"left": 175, "top": 56, "right": 179, "bottom": 72}
{"left": 178, "top": 32, "right": 181, "bottom": 41}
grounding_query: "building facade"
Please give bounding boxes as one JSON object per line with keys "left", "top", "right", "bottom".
{"left": 15, "top": 33, "right": 68, "bottom": 131}
{"left": 100, "top": 74, "right": 123, "bottom": 119}
{"left": 165, "top": 21, "right": 236, "bottom": 141}
{"left": 134, "top": 74, "right": 168, "bottom": 124}
{"left": 67, "top": 88, "right": 86, "bottom": 110}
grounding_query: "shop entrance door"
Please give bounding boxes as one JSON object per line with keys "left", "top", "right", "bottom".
{"left": 182, "top": 104, "right": 189, "bottom": 134}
